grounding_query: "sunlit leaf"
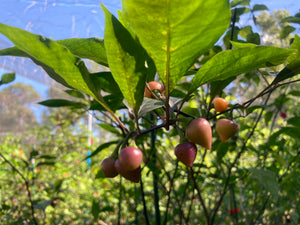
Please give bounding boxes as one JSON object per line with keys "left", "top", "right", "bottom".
{"left": 0, "top": 38, "right": 108, "bottom": 66}
{"left": 102, "top": 5, "right": 147, "bottom": 114}
{"left": 189, "top": 46, "right": 294, "bottom": 93}
{"left": 122, "top": 0, "right": 231, "bottom": 96}
{"left": 0, "top": 23, "right": 102, "bottom": 101}
{"left": 57, "top": 38, "right": 108, "bottom": 66}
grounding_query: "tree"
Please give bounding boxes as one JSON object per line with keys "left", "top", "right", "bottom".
{"left": 0, "top": 82, "right": 41, "bottom": 134}
{"left": 256, "top": 9, "right": 292, "bottom": 47}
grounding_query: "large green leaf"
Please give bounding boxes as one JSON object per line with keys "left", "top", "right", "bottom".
{"left": 0, "top": 38, "right": 108, "bottom": 66}
{"left": 189, "top": 45, "right": 294, "bottom": 93}
{"left": 0, "top": 23, "right": 101, "bottom": 101}
{"left": 122, "top": 0, "right": 231, "bottom": 96}
{"left": 102, "top": 5, "right": 147, "bottom": 114}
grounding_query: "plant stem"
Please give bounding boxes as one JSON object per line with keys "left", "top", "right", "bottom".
{"left": 140, "top": 177, "right": 150, "bottom": 225}
{"left": 118, "top": 176, "right": 122, "bottom": 225}
{"left": 163, "top": 161, "right": 178, "bottom": 225}
{"left": 0, "top": 151, "right": 38, "bottom": 225}
{"left": 229, "top": 8, "right": 237, "bottom": 50}
{"left": 190, "top": 167, "right": 210, "bottom": 225}
{"left": 150, "top": 113, "right": 161, "bottom": 225}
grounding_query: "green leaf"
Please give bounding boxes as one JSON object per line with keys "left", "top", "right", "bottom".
{"left": 287, "top": 117, "right": 300, "bottom": 128}
{"left": 91, "top": 72, "right": 122, "bottom": 95}
{"left": 246, "top": 105, "right": 266, "bottom": 114}
{"left": 249, "top": 168, "right": 279, "bottom": 199}
{"left": 247, "top": 33, "right": 260, "bottom": 45}
{"left": 98, "top": 124, "right": 122, "bottom": 136}
{"left": 210, "top": 77, "right": 236, "bottom": 97}
{"left": 89, "top": 95, "right": 125, "bottom": 112}
{"left": 251, "top": 4, "right": 268, "bottom": 12}
{"left": 65, "top": 90, "right": 85, "bottom": 99}
{"left": 57, "top": 38, "right": 107, "bottom": 66}
{"left": 189, "top": 46, "right": 294, "bottom": 92}
{"left": 138, "top": 98, "right": 164, "bottom": 118}
{"left": 102, "top": 5, "right": 147, "bottom": 114}
{"left": 216, "top": 142, "right": 230, "bottom": 163}
{"left": 0, "top": 72, "right": 15, "bottom": 85}
{"left": 0, "top": 46, "right": 71, "bottom": 88}
{"left": 269, "top": 127, "right": 300, "bottom": 144}
{"left": 288, "top": 90, "right": 300, "bottom": 97}
{"left": 36, "top": 161, "right": 56, "bottom": 167}
{"left": 280, "top": 25, "right": 296, "bottom": 39}
{"left": 223, "top": 26, "right": 240, "bottom": 49}
{"left": 272, "top": 35, "right": 300, "bottom": 84}
{"left": 54, "top": 179, "right": 64, "bottom": 192}
{"left": 231, "top": 41, "right": 256, "bottom": 48}
{"left": 38, "top": 99, "right": 87, "bottom": 108}
{"left": 95, "top": 170, "right": 105, "bottom": 179}
{"left": 239, "top": 25, "right": 252, "bottom": 39}
{"left": 91, "top": 200, "right": 100, "bottom": 220}
{"left": 0, "top": 38, "right": 108, "bottom": 66}
{"left": 282, "top": 16, "right": 300, "bottom": 24}
{"left": 122, "top": 0, "right": 231, "bottom": 95}
{"left": 83, "top": 141, "right": 118, "bottom": 160}
{"left": 230, "top": 0, "right": 250, "bottom": 7}
{"left": 233, "top": 7, "right": 251, "bottom": 19}
{"left": 0, "top": 47, "right": 27, "bottom": 57}
{"left": 0, "top": 23, "right": 104, "bottom": 103}
{"left": 37, "top": 155, "right": 56, "bottom": 160}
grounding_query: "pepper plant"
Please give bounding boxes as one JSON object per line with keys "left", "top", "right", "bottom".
{"left": 1, "top": 0, "right": 300, "bottom": 224}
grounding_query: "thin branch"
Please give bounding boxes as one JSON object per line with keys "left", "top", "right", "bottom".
{"left": 0, "top": 152, "right": 38, "bottom": 225}
{"left": 163, "top": 162, "right": 179, "bottom": 225}
{"left": 140, "top": 177, "right": 150, "bottom": 225}
{"left": 250, "top": 195, "right": 270, "bottom": 225}
{"left": 190, "top": 167, "right": 210, "bottom": 225}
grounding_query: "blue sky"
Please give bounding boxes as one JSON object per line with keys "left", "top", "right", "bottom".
{"left": 0, "top": 0, "right": 299, "bottom": 100}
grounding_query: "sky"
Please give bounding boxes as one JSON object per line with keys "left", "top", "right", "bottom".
{"left": 0, "top": 0, "right": 299, "bottom": 103}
